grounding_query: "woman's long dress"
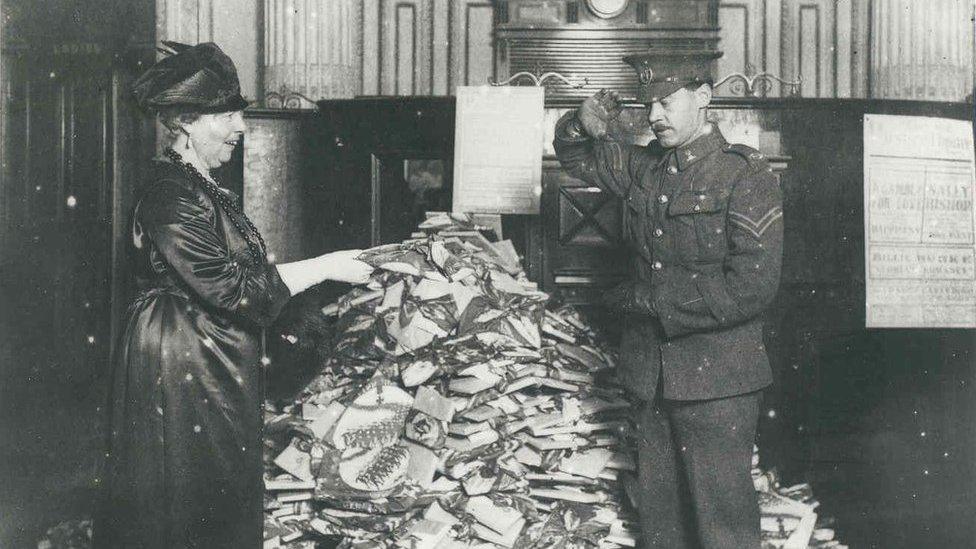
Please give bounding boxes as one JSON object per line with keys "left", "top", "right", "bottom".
{"left": 97, "top": 160, "right": 291, "bottom": 548}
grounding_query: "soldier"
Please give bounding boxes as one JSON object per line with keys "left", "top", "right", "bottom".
{"left": 553, "top": 52, "right": 783, "bottom": 549}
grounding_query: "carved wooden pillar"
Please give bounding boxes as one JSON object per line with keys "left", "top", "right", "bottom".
{"left": 872, "top": 0, "right": 974, "bottom": 101}
{"left": 156, "top": 0, "right": 214, "bottom": 48}
{"left": 263, "top": 0, "right": 362, "bottom": 105}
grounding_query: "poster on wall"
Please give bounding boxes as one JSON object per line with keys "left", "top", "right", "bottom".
{"left": 452, "top": 86, "right": 545, "bottom": 215}
{"left": 864, "top": 114, "right": 976, "bottom": 328}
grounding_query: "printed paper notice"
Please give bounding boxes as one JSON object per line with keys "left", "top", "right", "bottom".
{"left": 864, "top": 114, "right": 976, "bottom": 328}
{"left": 452, "top": 86, "right": 544, "bottom": 214}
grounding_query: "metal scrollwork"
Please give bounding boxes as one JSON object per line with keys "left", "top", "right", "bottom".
{"left": 715, "top": 71, "right": 802, "bottom": 97}
{"left": 489, "top": 70, "right": 588, "bottom": 89}
{"left": 263, "top": 89, "right": 318, "bottom": 109}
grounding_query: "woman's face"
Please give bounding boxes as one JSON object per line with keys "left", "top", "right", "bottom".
{"left": 184, "top": 111, "right": 246, "bottom": 169}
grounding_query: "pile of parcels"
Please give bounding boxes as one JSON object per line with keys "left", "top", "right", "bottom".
{"left": 260, "top": 212, "right": 847, "bottom": 549}
{"left": 36, "top": 519, "right": 92, "bottom": 549}
{"left": 752, "top": 451, "right": 847, "bottom": 549}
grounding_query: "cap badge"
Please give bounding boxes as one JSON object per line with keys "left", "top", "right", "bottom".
{"left": 637, "top": 66, "right": 654, "bottom": 84}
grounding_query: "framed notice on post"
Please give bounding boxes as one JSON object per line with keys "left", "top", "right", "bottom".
{"left": 452, "top": 86, "right": 545, "bottom": 214}
{"left": 864, "top": 114, "right": 976, "bottom": 328}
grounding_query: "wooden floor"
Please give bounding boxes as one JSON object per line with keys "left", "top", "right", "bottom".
{"left": 2, "top": 323, "right": 973, "bottom": 548}
{"left": 0, "top": 399, "right": 100, "bottom": 548}
{"left": 4, "top": 413, "right": 973, "bottom": 548}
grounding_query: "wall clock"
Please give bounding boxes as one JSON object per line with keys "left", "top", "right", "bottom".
{"left": 585, "top": 0, "right": 630, "bottom": 19}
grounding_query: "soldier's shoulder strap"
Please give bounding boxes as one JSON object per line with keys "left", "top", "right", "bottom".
{"left": 722, "top": 143, "right": 769, "bottom": 172}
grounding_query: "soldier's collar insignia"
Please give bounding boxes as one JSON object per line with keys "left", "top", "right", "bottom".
{"left": 674, "top": 124, "right": 727, "bottom": 170}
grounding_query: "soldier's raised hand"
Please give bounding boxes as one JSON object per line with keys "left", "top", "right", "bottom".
{"left": 578, "top": 89, "right": 623, "bottom": 139}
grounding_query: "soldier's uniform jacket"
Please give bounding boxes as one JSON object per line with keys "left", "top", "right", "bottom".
{"left": 553, "top": 111, "right": 783, "bottom": 401}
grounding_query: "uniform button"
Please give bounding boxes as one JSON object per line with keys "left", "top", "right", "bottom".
{"left": 658, "top": 194, "right": 669, "bottom": 204}
{"left": 652, "top": 261, "right": 663, "bottom": 271}
{"left": 698, "top": 194, "right": 707, "bottom": 200}
{"left": 667, "top": 166, "right": 678, "bottom": 175}
{"left": 693, "top": 204, "right": 701, "bottom": 212}
{"left": 653, "top": 228, "right": 664, "bottom": 237}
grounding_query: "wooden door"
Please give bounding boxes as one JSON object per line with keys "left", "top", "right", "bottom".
{"left": 0, "top": 1, "right": 155, "bottom": 545}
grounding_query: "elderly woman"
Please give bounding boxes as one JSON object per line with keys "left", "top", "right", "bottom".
{"left": 96, "top": 42, "right": 372, "bottom": 548}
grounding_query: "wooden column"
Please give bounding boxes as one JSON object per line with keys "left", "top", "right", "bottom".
{"left": 871, "top": 0, "right": 974, "bottom": 101}
{"left": 264, "top": 0, "right": 362, "bottom": 102}
{"left": 156, "top": 0, "right": 215, "bottom": 46}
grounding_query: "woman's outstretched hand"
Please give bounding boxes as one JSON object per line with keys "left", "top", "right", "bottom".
{"left": 321, "top": 249, "right": 374, "bottom": 284}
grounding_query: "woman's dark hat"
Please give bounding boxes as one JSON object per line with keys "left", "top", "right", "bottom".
{"left": 132, "top": 41, "right": 248, "bottom": 113}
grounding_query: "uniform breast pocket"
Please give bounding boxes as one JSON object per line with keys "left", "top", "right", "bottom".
{"left": 667, "top": 192, "right": 727, "bottom": 261}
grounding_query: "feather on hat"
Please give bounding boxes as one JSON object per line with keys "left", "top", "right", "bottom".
{"left": 132, "top": 41, "right": 248, "bottom": 113}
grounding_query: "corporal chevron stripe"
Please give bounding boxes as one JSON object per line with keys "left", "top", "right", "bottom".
{"left": 728, "top": 207, "right": 783, "bottom": 239}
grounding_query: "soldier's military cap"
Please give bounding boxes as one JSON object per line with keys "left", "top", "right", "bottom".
{"left": 624, "top": 49, "right": 723, "bottom": 103}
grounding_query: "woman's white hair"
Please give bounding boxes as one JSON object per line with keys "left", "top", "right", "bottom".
{"left": 156, "top": 109, "right": 202, "bottom": 146}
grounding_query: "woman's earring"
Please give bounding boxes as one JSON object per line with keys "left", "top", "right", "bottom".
{"left": 180, "top": 128, "right": 191, "bottom": 150}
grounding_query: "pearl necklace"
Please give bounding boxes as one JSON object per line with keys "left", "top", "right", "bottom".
{"left": 164, "top": 148, "right": 268, "bottom": 265}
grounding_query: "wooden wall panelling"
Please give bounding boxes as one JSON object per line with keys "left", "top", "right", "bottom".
{"left": 449, "top": 0, "right": 494, "bottom": 91}
{"left": 30, "top": 70, "right": 60, "bottom": 223}
{"left": 717, "top": 0, "right": 768, "bottom": 93}
{"left": 66, "top": 71, "right": 113, "bottom": 386}
{"left": 1, "top": 48, "right": 27, "bottom": 255}
{"left": 777, "top": 0, "right": 868, "bottom": 99}
{"left": 782, "top": 0, "right": 836, "bottom": 98}
{"left": 109, "top": 62, "right": 156, "bottom": 364}
{"left": 361, "top": 1, "right": 493, "bottom": 96}
{"left": 362, "top": 0, "right": 380, "bottom": 94}
{"left": 47, "top": 65, "right": 111, "bottom": 388}
{"left": 715, "top": 0, "right": 865, "bottom": 99}
{"left": 379, "top": 0, "right": 433, "bottom": 95}
{"left": 765, "top": 0, "right": 783, "bottom": 95}
{"left": 0, "top": 3, "right": 156, "bottom": 546}
{"left": 212, "top": 1, "right": 259, "bottom": 98}
{"left": 834, "top": 0, "right": 852, "bottom": 97}
{"left": 0, "top": 48, "right": 149, "bottom": 396}
{"left": 849, "top": 0, "right": 870, "bottom": 98}
{"left": 750, "top": 99, "right": 976, "bottom": 549}
{"left": 431, "top": 0, "right": 451, "bottom": 94}
{"left": 361, "top": 0, "right": 443, "bottom": 96}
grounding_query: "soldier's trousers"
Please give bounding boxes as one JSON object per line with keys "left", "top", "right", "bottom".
{"left": 629, "top": 390, "right": 762, "bottom": 549}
